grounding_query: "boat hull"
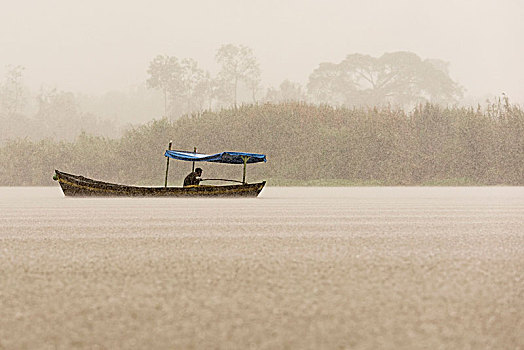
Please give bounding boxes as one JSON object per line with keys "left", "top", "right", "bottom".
{"left": 55, "top": 170, "right": 266, "bottom": 197}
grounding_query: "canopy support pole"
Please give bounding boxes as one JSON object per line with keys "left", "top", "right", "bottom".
{"left": 164, "top": 140, "right": 172, "bottom": 187}
{"left": 242, "top": 156, "right": 250, "bottom": 184}
{"left": 192, "top": 147, "right": 197, "bottom": 172}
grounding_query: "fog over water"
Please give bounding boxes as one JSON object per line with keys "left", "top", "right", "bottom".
{"left": 1, "top": 187, "right": 523, "bottom": 348}
{"left": 1, "top": 0, "right": 523, "bottom": 104}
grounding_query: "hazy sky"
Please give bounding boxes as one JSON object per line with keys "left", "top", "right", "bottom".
{"left": 2, "top": 0, "right": 523, "bottom": 103}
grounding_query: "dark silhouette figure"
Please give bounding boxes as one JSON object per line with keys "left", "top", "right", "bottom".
{"left": 183, "top": 168, "right": 202, "bottom": 187}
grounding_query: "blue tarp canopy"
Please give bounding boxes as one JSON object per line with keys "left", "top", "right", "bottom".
{"left": 164, "top": 150, "right": 267, "bottom": 164}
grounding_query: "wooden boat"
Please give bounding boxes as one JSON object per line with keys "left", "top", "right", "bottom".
{"left": 54, "top": 170, "right": 266, "bottom": 197}
{"left": 54, "top": 147, "right": 267, "bottom": 197}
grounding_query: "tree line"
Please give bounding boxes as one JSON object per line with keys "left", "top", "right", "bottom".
{"left": 147, "top": 46, "right": 464, "bottom": 119}
{"left": 1, "top": 45, "right": 465, "bottom": 143}
{"left": 1, "top": 100, "right": 522, "bottom": 186}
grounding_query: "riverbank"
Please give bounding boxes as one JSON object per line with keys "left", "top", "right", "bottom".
{"left": 1, "top": 103, "right": 523, "bottom": 187}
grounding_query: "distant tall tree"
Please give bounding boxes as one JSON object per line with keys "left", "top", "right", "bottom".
{"left": 146, "top": 55, "right": 181, "bottom": 116}
{"left": 307, "top": 62, "right": 356, "bottom": 105}
{"left": 147, "top": 55, "right": 213, "bottom": 117}
{"left": 215, "top": 44, "right": 261, "bottom": 106}
{"left": 177, "top": 58, "right": 211, "bottom": 113}
{"left": 0, "top": 65, "right": 26, "bottom": 116}
{"left": 307, "top": 52, "right": 463, "bottom": 106}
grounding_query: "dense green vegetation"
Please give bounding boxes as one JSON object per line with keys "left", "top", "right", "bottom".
{"left": 1, "top": 102, "right": 522, "bottom": 186}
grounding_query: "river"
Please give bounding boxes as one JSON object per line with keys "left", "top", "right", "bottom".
{"left": 1, "top": 186, "right": 523, "bottom": 349}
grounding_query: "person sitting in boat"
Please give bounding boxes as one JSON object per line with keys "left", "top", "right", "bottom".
{"left": 183, "top": 167, "right": 202, "bottom": 187}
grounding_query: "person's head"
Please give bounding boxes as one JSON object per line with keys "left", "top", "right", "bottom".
{"left": 195, "top": 168, "right": 202, "bottom": 176}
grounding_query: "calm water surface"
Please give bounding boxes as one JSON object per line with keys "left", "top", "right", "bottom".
{"left": 1, "top": 186, "right": 523, "bottom": 349}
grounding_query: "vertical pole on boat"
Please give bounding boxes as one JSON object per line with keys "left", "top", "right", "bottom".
{"left": 242, "top": 156, "right": 249, "bottom": 184}
{"left": 164, "top": 140, "right": 172, "bottom": 187}
{"left": 192, "top": 147, "right": 197, "bottom": 172}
